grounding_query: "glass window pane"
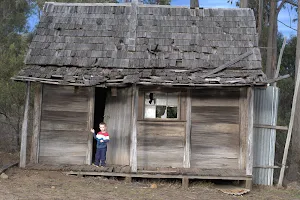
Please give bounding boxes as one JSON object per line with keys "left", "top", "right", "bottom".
{"left": 167, "top": 94, "right": 178, "bottom": 106}
{"left": 156, "top": 106, "right": 167, "bottom": 118}
{"left": 167, "top": 106, "right": 177, "bottom": 118}
{"left": 145, "top": 105, "right": 156, "bottom": 118}
{"left": 156, "top": 94, "right": 167, "bottom": 105}
{"left": 145, "top": 93, "right": 155, "bottom": 105}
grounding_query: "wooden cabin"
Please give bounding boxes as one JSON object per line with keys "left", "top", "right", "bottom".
{"left": 14, "top": 2, "right": 267, "bottom": 187}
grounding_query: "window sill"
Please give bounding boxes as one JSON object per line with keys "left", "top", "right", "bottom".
{"left": 137, "top": 119, "right": 186, "bottom": 123}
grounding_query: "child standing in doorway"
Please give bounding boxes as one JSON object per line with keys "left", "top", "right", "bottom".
{"left": 91, "top": 122, "right": 110, "bottom": 167}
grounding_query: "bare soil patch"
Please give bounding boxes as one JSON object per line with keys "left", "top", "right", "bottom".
{"left": 0, "top": 152, "right": 300, "bottom": 200}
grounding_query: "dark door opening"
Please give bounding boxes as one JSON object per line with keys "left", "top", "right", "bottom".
{"left": 92, "top": 87, "right": 107, "bottom": 162}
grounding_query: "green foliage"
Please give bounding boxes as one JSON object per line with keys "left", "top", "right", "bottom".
{"left": 0, "top": 0, "right": 32, "bottom": 150}
{"left": 0, "top": 0, "right": 32, "bottom": 38}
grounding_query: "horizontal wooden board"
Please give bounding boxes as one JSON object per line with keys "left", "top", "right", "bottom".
{"left": 39, "top": 142, "right": 87, "bottom": 157}
{"left": 41, "top": 110, "right": 88, "bottom": 123}
{"left": 190, "top": 89, "right": 241, "bottom": 169}
{"left": 138, "top": 121, "right": 185, "bottom": 137}
{"left": 41, "top": 120, "right": 87, "bottom": 131}
{"left": 191, "top": 89, "right": 240, "bottom": 98}
{"left": 43, "top": 84, "right": 89, "bottom": 97}
{"left": 42, "top": 85, "right": 89, "bottom": 112}
{"left": 137, "top": 148, "right": 183, "bottom": 168}
{"left": 191, "top": 145, "right": 239, "bottom": 157}
{"left": 191, "top": 157, "right": 239, "bottom": 169}
{"left": 191, "top": 106, "right": 239, "bottom": 124}
{"left": 192, "top": 98, "right": 239, "bottom": 107}
{"left": 192, "top": 123, "right": 239, "bottom": 135}
{"left": 137, "top": 121, "right": 185, "bottom": 168}
{"left": 137, "top": 135, "right": 184, "bottom": 148}
{"left": 38, "top": 85, "right": 90, "bottom": 165}
{"left": 42, "top": 101, "right": 88, "bottom": 112}
{"left": 39, "top": 156, "right": 86, "bottom": 165}
{"left": 191, "top": 134, "right": 239, "bottom": 148}
{"left": 40, "top": 130, "right": 88, "bottom": 143}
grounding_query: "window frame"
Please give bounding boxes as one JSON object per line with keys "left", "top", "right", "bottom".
{"left": 142, "top": 90, "right": 181, "bottom": 121}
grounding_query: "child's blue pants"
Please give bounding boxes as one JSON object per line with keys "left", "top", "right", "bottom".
{"left": 95, "top": 147, "right": 107, "bottom": 166}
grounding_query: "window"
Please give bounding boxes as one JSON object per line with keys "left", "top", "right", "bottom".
{"left": 144, "top": 92, "right": 178, "bottom": 119}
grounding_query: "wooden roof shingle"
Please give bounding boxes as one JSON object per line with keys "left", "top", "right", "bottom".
{"left": 14, "top": 2, "right": 267, "bottom": 86}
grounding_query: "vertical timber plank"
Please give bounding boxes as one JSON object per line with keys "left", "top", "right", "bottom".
{"left": 130, "top": 85, "right": 138, "bottom": 172}
{"left": 30, "top": 84, "right": 43, "bottom": 164}
{"left": 86, "top": 87, "right": 95, "bottom": 164}
{"left": 20, "top": 82, "right": 31, "bottom": 168}
{"left": 246, "top": 87, "right": 254, "bottom": 176}
{"left": 183, "top": 90, "right": 191, "bottom": 168}
{"left": 239, "top": 88, "right": 247, "bottom": 170}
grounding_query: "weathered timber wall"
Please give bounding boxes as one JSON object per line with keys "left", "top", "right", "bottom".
{"left": 137, "top": 121, "right": 185, "bottom": 168}
{"left": 191, "top": 89, "right": 241, "bottom": 169}
{"left": 104, "top": 87, "right": 132, "bottom": 165}
{"left": 136, "top": 89, "right": 186, "bottom": 168}
{"left": 39, "top": 85, "right": 90, "bottom": 165}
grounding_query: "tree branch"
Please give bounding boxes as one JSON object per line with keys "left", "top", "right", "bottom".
{"left": 285, "top": 0, "right": 298, "bottom": 7}
{"left": 278, "top": 20, "right": 297, "bottom": 31}
{"left": 277, "top": 0, "right": 287, "bottom": 12}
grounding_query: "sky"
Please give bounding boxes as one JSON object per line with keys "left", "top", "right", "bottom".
{"left": 28, "top": 0, "right": 298, "bottom": 38}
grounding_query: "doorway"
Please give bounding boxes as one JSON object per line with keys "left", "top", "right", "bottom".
{"left": 92, "top": 87, "right": 107, "bottom": 162}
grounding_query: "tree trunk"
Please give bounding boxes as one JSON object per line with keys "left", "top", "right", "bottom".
{"left": 257, "top": 0, "right": 263, "bottom": 42}
{"left": 286, "top": 0, "right": 300, "bottom": 183}
{"left": 190, "top": 0, "right": 199, "bottom": 9}
{"left": 239, "top": 0, "right": 248, "bottom": 8}
{"left": 266, "top": 0, "right": 277, "bottom": 79}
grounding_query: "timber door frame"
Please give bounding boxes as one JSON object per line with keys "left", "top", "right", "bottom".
{"left": 86, "top": 87, "right": 95, "bottom": 165}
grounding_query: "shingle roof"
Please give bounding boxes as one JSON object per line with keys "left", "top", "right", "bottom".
{"left": 14, "top": 2, "right": 267, "bottom": 86}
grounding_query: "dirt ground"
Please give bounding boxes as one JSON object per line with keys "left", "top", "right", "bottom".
{"left": 1, "top": 152, "right": 300, "bottom": 200}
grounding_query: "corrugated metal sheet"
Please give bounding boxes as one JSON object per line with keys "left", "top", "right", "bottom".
{"left": 253, "top": 86, "right": 279, "bottom": 185}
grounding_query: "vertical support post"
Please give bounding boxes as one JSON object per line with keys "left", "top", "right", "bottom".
{"left": 182, "top": 177, "right": 189, "bottom": 188}
{"left": 20, "top": 81, "right": 31, "bottom": 168}
{"left": 246, "top": 87, "right": 254, "bottom": 176}
{"left": 183, "top": 90, "right": 191, "bottom": 168}
{"left": 239, "top": 88, "right": 247, "bottom": 170}
{"left": 130, "top": 85, "right": 138, "bottom": 172}
{"left": 86, "top": 87, "right": 95, "bottom": 165}
{"left": 278, "top": 47, "right": 300, "bottom": 186}
{"left": 30, "top": 83, "right": 43, "bottom": 164}
{"left": 125, "top": 176, "right": 132, "bottom": 183}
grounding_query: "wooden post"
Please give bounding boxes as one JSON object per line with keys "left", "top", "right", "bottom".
{"left": 273, "top": 37, "right": 286, "bottom": 87}
{"left": 183, "top": 90, "right": 191, "bottom": 168}
{"left": 125, "top": 176, "right": 132, "bottom": 183}
{"left": 278, "top": 52, "right": 300, "bottom": 186}
{"left": 30, "top": 84, "right": 43, "bottom": 164}
{"left": 239, "top": 88, "right": 247, "bottom": 170}
{"left": 86, "top": 87, "right": 95, "bottom": 165}
{"left": 246, "top": 87, "right": 254, "bottom": 176}
{"left": 182, "top": 177, "right": 189, "bottom": 188}
{"left": 130, "top": 85, "right": 138, "bottom": 172}
{"left": 243, "top": 179, "right": 252, "bottom": 190}
{"left": 20, "top": 81, "right": 31, "bottom": 168}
